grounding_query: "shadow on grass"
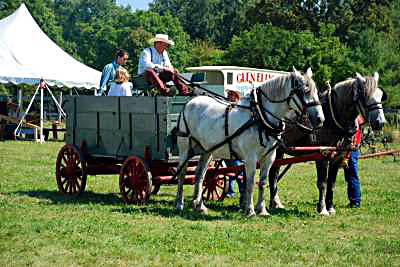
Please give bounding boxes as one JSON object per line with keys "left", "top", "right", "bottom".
{"left": 13, "top": 190, "right": 313, "bottom": 220}
{"left": 13, "top": 190, "right": 124, "bottom": 205}
{"left": 111, "top": 199, "right": 238, "bottom": 221}
{"left": 269, "top": 207, "right": 313, "bottom": 218}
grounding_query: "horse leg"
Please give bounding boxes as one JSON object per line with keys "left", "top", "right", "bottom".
{"left": 268, "top": 150, "right": 285, "bottom": 209}
{"left": 256, "top": 154, "right": 274, "bottom": 216}
{"left": 316, "top": 160, "right": 330, "bottom": 216}
{"left": 326, "top": 161, "right": 339, "bottom": 214}
{"left": 175, "top": 152, "right": 190, "bottom": 211}
{"left": 268, "top": 165, "right": 285, "bottom": 209}
{"left": 243, "top": 159, "right": 257, "bottom": 217}
{"left": 192, "top": 153, "right": 212, "bottom": 213}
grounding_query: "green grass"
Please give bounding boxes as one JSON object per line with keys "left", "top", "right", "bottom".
{"left": 0, "top": 141, "right": 399, "bottom": 266}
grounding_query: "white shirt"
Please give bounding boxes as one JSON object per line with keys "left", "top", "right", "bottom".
{"left": 137, "top": 47, "right": 172, "bottom": 75}
{"left": 107, "top": 82, "right": 133, "bottom": 96}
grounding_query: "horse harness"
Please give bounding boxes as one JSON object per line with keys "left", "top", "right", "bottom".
{"left": 175, "top": 74, "right": 321, "bottom": 160}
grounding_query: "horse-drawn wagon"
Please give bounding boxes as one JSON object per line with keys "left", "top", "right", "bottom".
{"left": 55, "top": 94, "right": 246, "bottom": 204}
{"left": 54, "top": 66, "right": 291, "bottom": 205}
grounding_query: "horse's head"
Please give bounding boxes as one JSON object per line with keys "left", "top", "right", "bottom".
{"left": 353, "top": 72, "right": 386, "bottom": 130}
{"left": 289, "top": 67, "right": 325, "bottom": 129}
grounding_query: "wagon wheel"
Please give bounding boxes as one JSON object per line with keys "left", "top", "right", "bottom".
{"left": 202, "top": 172, "right": 227, "bottom": 202}
{"left": 55, "top": 144, "right": 87, "bottom": 196}
{"left": 119, "top": 157, "right": 152, "bottom": 205}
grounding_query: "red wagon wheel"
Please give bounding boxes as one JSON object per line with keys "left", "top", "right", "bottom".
{"left": 55, "top": 144, "right": 87, "bottom": 196}
{"left": 202, "top": 172, "right": 227, "bottom": 202}
{"left": 119, "top": 156, "right": 152, "bottom": 205}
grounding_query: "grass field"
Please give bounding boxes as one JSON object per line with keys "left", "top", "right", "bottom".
{"left": 0, "top": 141, "right": 399, "bottom": 266}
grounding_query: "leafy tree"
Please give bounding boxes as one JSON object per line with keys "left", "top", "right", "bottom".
{"left": 188, "top": 40, "right": 225, "bottom": 67}
{"left": 245, "top": 0, "right": 393, "bottom": 46}
{"left": 150, "top": 0, "right": 250, "bottom": 47}
{"left": 224, "top": 23, "right": 352, "bottom": 89}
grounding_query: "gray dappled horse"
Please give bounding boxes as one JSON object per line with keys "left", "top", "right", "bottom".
{"left": 175, "top": 68, "right": 325, "bottom": 216}
{"left": 269, "top": 72, "right": 386, "bottom": 215}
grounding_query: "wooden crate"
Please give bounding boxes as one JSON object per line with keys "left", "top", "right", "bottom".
{"left": 64, "top": 95, "right": 190, "bottom": 160}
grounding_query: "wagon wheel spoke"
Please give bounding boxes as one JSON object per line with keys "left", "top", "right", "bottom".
{"left": 56, "top": 144, "right": 87, "bottom": 197}
{"left": 202, "top": 173, "right": 226, "bottom": 202}
{"left": 119, "top": 157, "right": 151, "bottom": 205}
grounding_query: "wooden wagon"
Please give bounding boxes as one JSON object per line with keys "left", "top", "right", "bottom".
{"left": 55, "top": 95, "right": 245, "bottom": 204}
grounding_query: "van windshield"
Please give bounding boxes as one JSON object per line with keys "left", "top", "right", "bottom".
{"left": 190, "top": 71, "right": 224, "bottom": 85}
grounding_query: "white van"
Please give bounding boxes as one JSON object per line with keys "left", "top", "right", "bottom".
{"left": 186, "top": 66, "right": 289, "bottom": 97}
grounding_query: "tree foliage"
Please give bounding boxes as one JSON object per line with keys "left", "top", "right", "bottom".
{"left": 0, "top": 0, "right": 399, "bottom": 107}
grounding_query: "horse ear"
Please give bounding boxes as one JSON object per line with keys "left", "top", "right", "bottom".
{"left": 356, "top": 72, "right": 366, "bottom": 83}
{"left": 292, "top": 66, "right": 298, "bottom": 73}
{"left": 381, "top": 88, "right": 388, "bottom": 102}
{"left": 374, "top": 72, "right": 379, "bottom": 82}
{"left": 306, "top": 68, "right": 313, "bottom": 78}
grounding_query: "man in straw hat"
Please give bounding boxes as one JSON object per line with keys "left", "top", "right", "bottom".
{"left": 137, "top": 34, "right": 189, "bottom": 96}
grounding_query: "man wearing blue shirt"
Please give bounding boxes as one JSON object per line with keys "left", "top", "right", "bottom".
{"left": 138, "top": 34, "right": 189, "bottom": 96}
{"left": 97, "top": 49, "right": 129, "bottom": 96}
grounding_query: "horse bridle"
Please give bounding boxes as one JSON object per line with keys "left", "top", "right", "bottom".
{"left": 253, "top": 73, "right": 322, "bottom": 133}
{"left": 354, "top": 80, "right": 387, "bottom": 122}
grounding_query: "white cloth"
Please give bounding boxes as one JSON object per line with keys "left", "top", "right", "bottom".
{"left": 107, "top": 82, "right": 133, "bottom": 96}
{"left": 0, "top": 4, "right": 101, "bottom": 89}
{"left": 137, "top": 47, "right": 172, "bottom": 75}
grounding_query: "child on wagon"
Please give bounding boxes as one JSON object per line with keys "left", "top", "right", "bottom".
{"left": 107, "top": 67, "right": 133, "bottom": 96}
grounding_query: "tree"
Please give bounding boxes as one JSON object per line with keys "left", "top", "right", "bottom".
{"left": 150, "top": 0, "right": 250, "bottom": 47}
{"left": 224, "top": 23, "right": 352, "bottom": 89}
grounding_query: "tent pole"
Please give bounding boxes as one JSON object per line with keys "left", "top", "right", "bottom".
{"left": 14, "top": 84, "right": 40, "bottom": 139}
{"left": 40, "top": 80, "right": 44, "bottom": 144}
{"left": 58, "top": 91, "right": 62, "bottom": 122}
{"left": 44, "top": 84, "right": 66, "bottom": 118}
{"left": 17, "top": 88, "right": 22, "bottom": 118}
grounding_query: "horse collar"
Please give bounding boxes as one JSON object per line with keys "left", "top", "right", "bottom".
{"left": 251, "top": 88, "right": 285, "bottom": 136}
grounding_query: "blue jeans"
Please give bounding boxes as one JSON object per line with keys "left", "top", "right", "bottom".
{"left": 225, "top": 160, "right": 244, "bottom": 196}
{"left": 344, "top": 150, "right": 361, "bottom": 206}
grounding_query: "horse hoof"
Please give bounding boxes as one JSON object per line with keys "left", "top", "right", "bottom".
{"left": 270, "top": 202, "right": 285, "bottom": 209}
{"left": 328, "top": 207, "right": 336, "bottom": 214}
{"left": 176, "top": 204, "right": 184, "bottom": 211}
{"left": 258, "top": 208, "right": 270, "bottom": 217}
{"left": 198, "top": 207, "right": 208, "bottom": 214}
{"left": 245, "top": 209, "right": 256, "bottom": 217}
{"left": 319, "top": 209, "right": 330, "bottom": 216}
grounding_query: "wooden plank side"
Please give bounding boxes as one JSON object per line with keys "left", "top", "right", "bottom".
{"left": 120, "top": 97, "right": 155, "bottom": 114}
{"left": 64, "top": 96, "right": 75, "bottom": 145}
{"left": 76, "top": 96, "right": 119, "bottom": 113}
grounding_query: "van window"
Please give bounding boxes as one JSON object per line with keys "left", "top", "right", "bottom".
{"left": 227, "top": 72, "right": 233, "bottom": 85}
{"left": 205, "top": 72, "right": 224, "bottom": 84}
{"left": 191, "top": 72, "right": 205, "bottom": 82}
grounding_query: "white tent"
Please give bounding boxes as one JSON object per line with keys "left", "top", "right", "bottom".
{"left": 0, "top": 3, "right": 101, "bottom": 89}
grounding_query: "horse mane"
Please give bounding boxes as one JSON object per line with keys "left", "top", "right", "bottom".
{"left": 258, "top": 72, "right": 316, "bottom": 100}
{"left": 333, "top": 76, "right": 378, "bottom": 100}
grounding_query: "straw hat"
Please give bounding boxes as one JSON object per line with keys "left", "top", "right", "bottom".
{"left": 149, "top": 34, "right": 175, "bottom": 46}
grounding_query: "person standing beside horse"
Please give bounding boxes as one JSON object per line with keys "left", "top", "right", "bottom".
{"left": 98, "top": 49, "right": 129, "bottom": 96}
{"left": 225, "top": 87, "right": 245, "bottom": 199}
{"left": 137, "top": 34, "right": 189, "bottom": 96}
{"left": 343, "top": 115, "right": 364, "bottom": 208}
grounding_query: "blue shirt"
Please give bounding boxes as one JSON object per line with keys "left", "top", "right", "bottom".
{"left": 98, "top": 61, "right": 119, "bottom": 96}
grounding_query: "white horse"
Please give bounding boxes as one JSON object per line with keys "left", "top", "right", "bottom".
{"left": 175, "top": 67, "right": 325, "bottom": 216}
